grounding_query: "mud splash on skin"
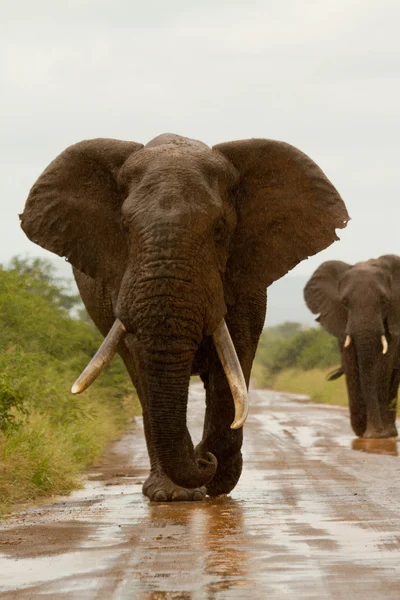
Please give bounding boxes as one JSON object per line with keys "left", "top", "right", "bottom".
{"left": 0, "top": 385, "right": 399, "bottom": 599}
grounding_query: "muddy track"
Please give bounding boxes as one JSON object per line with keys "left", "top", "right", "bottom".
{"left": 0, "top": 384, "right": 400, "bottom": 599}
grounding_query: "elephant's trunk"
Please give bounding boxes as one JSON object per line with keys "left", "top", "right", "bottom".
{"left": 118, "top": 244, "right": 221, "bottom": 489}
{"left": 354, "top": 332, "right": 384, "bottom": 436}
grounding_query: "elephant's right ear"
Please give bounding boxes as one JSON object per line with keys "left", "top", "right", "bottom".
{"left": 213, "top": 139, "right": 349, "bottom": 295}
{"left": 20, "top": 138, "right": 143, "bottom": 286}
{"left": 304, "top": 260, "right": 351, "bottom": 337}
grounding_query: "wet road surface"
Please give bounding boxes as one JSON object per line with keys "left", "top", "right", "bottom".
{"left": 1, "top": 384, "right": 400, "bottom": 599}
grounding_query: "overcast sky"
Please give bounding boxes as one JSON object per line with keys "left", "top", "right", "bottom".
{"left": 2, "top": 0, "right": 399, "bottom": 286}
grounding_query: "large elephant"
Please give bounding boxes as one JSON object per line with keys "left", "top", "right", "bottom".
{"left": 304, "top": 256, "right": 400, "bottom": 439}
{"left": 20, "top": 133, "right": 348, "bottom": 501}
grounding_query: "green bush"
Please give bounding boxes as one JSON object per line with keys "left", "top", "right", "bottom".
{"left": 253, "top": 321, "right": 341, "bottom": 390}
{"left": 0, "top": 257, "right": 139, "bottom": 515}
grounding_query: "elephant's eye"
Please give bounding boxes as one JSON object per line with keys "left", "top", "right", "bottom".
{"left": 213, "top": 219, "right": 229, "bottom": 246}
{"left": 121, "top": 217, "right": 130, "bottom": 233}
{"left": 381, "top": 294, "right": 389, "bottom": 308}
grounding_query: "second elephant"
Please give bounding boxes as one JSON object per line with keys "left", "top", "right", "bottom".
{"left": 304, "top": 255, "right": 400, "bottom": 438}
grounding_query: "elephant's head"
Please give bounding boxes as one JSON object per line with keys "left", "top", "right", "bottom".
{"left": 304, "top": 255, "right": 400, "bottom": 436}
{"left": 20, "top": 133, "right": 348, "bottom": 488}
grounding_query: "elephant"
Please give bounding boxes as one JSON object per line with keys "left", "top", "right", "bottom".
{"left": 20, "top": 133, "right": 348, "bottom": 502}
{"left": 304, "top": 256, "right": 400, "bottom": 439}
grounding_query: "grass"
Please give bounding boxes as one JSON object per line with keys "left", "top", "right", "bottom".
{"left": 0, "top": 388, "right": 139, "bottom": 516}
{"left": 271, "top": 367, "right": 348, "bottom": 407}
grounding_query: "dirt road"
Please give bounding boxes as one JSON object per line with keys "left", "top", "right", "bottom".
{"left": 1, "top": 384, "right": 400, "bottom": 599}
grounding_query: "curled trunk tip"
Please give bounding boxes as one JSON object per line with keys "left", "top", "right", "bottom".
{"left": 165, "top": 452, "right": 218, "bottom": 489}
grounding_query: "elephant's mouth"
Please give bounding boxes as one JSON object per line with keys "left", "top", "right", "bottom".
{"left": 70, "top": 318, "right": 249, "bottom": 429}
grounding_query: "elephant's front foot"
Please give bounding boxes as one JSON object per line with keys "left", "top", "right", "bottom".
{"left": 206, "top": 451, "right": 243, "bottom": 497}
{"left": 362, "top": 426, "right": 397, "bottom": 439}
{"left": 384, "top": 424, "right": 398, "bottom": 438}
{"left": 142, "top": 472, "right": 206, "bottom": 502}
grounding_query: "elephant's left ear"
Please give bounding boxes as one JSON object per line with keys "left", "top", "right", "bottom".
{"left": 377, "top": 255, "right": 400, "bottom": 336}
{"left": 213, "top": 139, "right": 349, "bottom": 291}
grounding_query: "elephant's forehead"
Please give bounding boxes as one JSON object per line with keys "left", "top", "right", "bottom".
{"left": 121, "top": 142, "right": 236, "bottom": 184}
{"left": 145, "top": 133, "right": 210, "bottom": 150}
{"left": 343, "top": 263, "right": 389, "bottom": 286}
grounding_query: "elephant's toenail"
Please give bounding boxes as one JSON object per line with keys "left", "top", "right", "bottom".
{"left": 192, "top": 490, "right": 205, "bottom": 501}
{"left": 153, "top": 490, "right": 168, "bottom": 502}
{"left": 172, "top": 489, "right": 189, "bottom": 501}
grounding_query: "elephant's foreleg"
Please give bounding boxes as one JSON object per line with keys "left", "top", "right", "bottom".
{"left": 383, "top": 368, "right": 400, "bottom": 437}
{"left": 120, "top": 350, "right": 206, "bottom": 502}
{"left": 376, "top": 342, "right": 399, "bottom": 437}
{"left": 196, "top": 293, "right": 266, "bottom": 497}
{"left": 195, "top": 359, "right": 244, "bottom": 497}
{"left": 140, "top": 410, "right": 207, "bottom": 502}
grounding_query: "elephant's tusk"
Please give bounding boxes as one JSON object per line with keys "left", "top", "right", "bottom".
{"left": 381, "top": 335, "right": 389, "bottom": 355}
{"left": 71, "top": 319, "right": 126, "bottom": 394}
{"left": 212, "top": 320, "right": 249, "bottom": 429}
{"left": 344, "top": 335, "right": 351, "bottom": 348}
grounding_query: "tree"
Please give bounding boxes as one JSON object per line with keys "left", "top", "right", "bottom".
{"left": 7, "top": 256, "right": 81, "bottom": 312}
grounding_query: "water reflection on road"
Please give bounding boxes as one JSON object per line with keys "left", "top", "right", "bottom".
{"left": 352, "top": 437, "right": 399, "bottom": 456}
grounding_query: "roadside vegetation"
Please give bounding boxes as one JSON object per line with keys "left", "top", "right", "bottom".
{"left": 0, "top": 257, "right": 139, "bottom": 516}
{"left": 253, "top": 322, "right": 347, "bottom": 406}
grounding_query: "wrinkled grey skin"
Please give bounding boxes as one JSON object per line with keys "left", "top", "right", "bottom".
{"left": 304, "top": 256, "right": 400, "bottom": 439}
{"left": 20, "top": 133, "right": 348, "bottom": 501}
